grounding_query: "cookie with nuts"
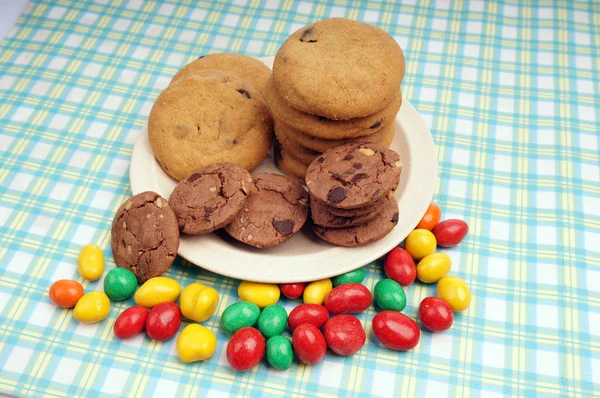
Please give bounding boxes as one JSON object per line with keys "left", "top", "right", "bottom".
{"left": 305, "top": 143, "right": 402, "bottom": 209}
{"left": 168, "top": 163, "right": 256, "bottom": 234}
{"left": 225, "top": 173, "right": 309, "bottom": 248}
{"left": 111, "top": 191, "right": 180, "bottom": 283}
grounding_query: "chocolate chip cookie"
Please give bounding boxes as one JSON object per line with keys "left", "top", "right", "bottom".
{"left": 148, "top": 72, "right": 273, "bottom": 181}
{"left": 274, "top": 140, "right": 309, "bottom": 181}
{"left": 273, "top": 18, "right": 405, "bottom": 119}
{"left": 265, "top": 76, "right": 402, "bottom": 140}
{"left": 111, "top": 191, "right": 180, "bottom": 283}
{"left": 313, "top": 197, "right": 399, "bottom": 247}
{"left": 171, "top": 53, "right": 272, "bottom": 98}
{"left": 225, "top": 173, "right": 309, "bottom": 248}
{"left": 310, "top": 195, "right": 381, "bottom": 228}
{"left": 277, "top": 118, "right": 397, "bottom": 153}
{"left": 306, "top": 143, "right": 402, "bottom": 209}
{"left": 319, "top": 195, "right": 389, "bottom": 218}
{"left": 274, "top": 123, "right": 320, "bottom": 165}
{"left": 168, "top": 163, "right": 255, "bottom": 234}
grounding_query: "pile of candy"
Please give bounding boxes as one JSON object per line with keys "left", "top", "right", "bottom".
{"left": 49, "top": 202, "right": 470, "bottom": 371}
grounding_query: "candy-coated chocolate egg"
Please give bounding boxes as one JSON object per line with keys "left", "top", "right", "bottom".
{"left": 78, "top": 244, "right": 104, "bottom": 281}
{"left": 373, "top": 279, "right": 406, "bottom": 311}
{"left": 104, "top": 268, "right": 137, "bottom": 301}
{"left": 324, "top": 283, "right": 371, "bottom": 314}
{"left": 287, "top": 304, "right": 329, "bottom": 331}
{"left": 372, "top": 311, "right": 420, "bottom": 351}
{"left": 437, "top": 276, "right": 471, "bottom": 312}
{"left": 266, "top": 335, "right": 293, "bottom": 371}
{"left": 238, "top": 281, "right": 280, "bottom": 308}
{"left": 134, "top": 277, "right": 181, "bottom": 308}
{"left": 416, "top": 253, "right": 451, "bottom": 284}
{"left": 383, "top": 248, "right": 416, "bottom": 287}
{"left": 180, "top": 283, "right": 219, "bottom": 322}
{"left": 404, "top": 229, "right": 436, "bottom": 260}
{"left": 323, "top": 315, "right": 365, "bottom": 356}
{"left": 279, "top": 283, "right": 305, "bottom": 299}
{"left": 303, "top": 279, "right": 332, "bottom": 305}
{"left": 226, "top": 327, "right": 265, "bottom": 371}
{"left": 221, "top": 301, "right": 261, "bottom": 334}
{"left": 73, "top": 291, "right": 110, "bottom": 323}
{"left": 177, "top": 324, "right": 217, "bottom": 363}
{"left": 145, "top": 302, "right": 181, "bottom": 341}
{"left": 114, "top": 306, "right": 148, "bottom": 339}
{"left": 49, "top": 279, "right": 84, "bottom": 308}
{"left": 292, "top": 323, "right": 326, "bottom": 365}
{"left": 331, "top": 268, "right": 365, "bottom": 286}
{"left": 257, "top": 304, "right": 288, "bottom": 338}
{"left": 418, "top": 297, "right": 453, "bottom": 332}
{"left": 416, "top": 203, "right": 441, "bottom": 231}
{"left": 432, "top": 219, "right": 468, "bottom": 248}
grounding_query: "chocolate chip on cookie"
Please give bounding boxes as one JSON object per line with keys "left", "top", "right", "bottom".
{"left": 305, "top": 143, "right": 402, "bottom": 209}
{"left": 111, "top": 191, "right": 180, "bottom": 283}
{"left": 225, "top": 173, "right": 309, "bottom": 248}
{"left": 168, "top": 163, "right": 255, "bottom": 234}
{"left": 313, "top": 197, "right": 399, "bottom": 247}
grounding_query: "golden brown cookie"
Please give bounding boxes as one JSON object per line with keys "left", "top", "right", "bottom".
{"left": 170, "top": 53, "right": 272, "bottom": 97}
{"left": 265, "top": 77, "right": 401, "bottom": 139}
{"left": 274, "top": 140, "right": 308, "bottom": 181}
{"left": 274, "top": 122, "right": 321, "bottom": 165}
{"left": 148, "top": 72, "right": 273, "bottom": 181}
{"left": 272, "top": 18, "right": 405, "bottom": 119}
{"left": 277, "top": 119, "right": 396, "bottom": 153}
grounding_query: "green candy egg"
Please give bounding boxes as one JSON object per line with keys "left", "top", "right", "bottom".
{"left": 374, "top": 279, "right": 406, "bottom": 311}
{"left": 257, "top": 304, "right": 288, "bottom": 338}
{"left": 221, "top": 301, "right": 260, "bottom": 334}
{"left": 103, "top": 268, "right": 137, "bottom": 301}
{"left": 332, "top": 268, "right": 365, "bottom": 286}
{"left": 266, "top": 335, "right": 293, "bottom": 371}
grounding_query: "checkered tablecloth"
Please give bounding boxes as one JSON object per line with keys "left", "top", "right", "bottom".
{"left": 0, "top": 0, "right": 598, "bottom": 397}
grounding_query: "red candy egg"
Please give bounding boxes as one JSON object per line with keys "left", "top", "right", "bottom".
{"left": 145, "top": 302, "right": 181, "bottom": 341}
{"left": 323, "top": 315, "right": 366, "bottom": 356}
{"left": 372, "top": 310, "right": 420, "bottom": 351}
{"left": 292, "top": 323, "right": 327, "bottom": 365}
{"left": 288, "top": 304, "right": 329, "bottom": 331}
{"left": 384, "top": 247, "right": 416, "bottom": 287}
{"left": 279, "top": 283, "right": 306, "bottom": 299}
{"left": 226, "top": 327, "right": 265, "bottom": 371}
{"left": 324, "top": 283, "right": 372, "bottom": 314}
{"left": 432, "top": 219, "right": 468, "bottom": 248}
{"left": 418, "top": 297, "right": 454, "bottom": 332}
{"left": 114, "top": 306, "right": 149, "bottom": 339}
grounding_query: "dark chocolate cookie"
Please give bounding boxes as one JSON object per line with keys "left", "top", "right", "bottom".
{"left": 111, "top": 191, "right": 180, "bottom": 283}
{"left": 313, "top": 197, "right": 399, "bottom": 247}
{"left": 168, "top": 163, "right": 255, "bottom": 234}
{"left": 310, "top": 195, "right": 381, "bottom": 228}
{"left": 225, "top": 173, "right": 309, "bottom": 248}
{"left": 324, "top": 195, "right": 389, "bottom": 217}
{"left": 305, "top": 143, "right": 402, "bottom": 209}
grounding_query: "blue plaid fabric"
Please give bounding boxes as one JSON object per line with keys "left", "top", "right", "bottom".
{"left": 0, "top": 0, "right": 598, "bottom": 397}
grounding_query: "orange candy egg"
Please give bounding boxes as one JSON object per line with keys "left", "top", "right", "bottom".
{"left": 49, "top": 280, "right": 84, "bottom": 308}
{"left": 416, "top": 203, "right": 442, "bottom": 231}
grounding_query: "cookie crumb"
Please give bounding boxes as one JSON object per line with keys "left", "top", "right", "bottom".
{"left": 359, "top": 148, "right": 375, "bottom": 156}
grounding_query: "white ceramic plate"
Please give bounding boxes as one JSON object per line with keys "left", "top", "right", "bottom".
{"left": 130, "top": 56, "right": 437, "bottom": 283}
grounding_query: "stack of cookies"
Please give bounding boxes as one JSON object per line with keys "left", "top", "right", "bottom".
{"left": 306, "top": 143, "right": 402, "bottom": 247}
{"left": 267, "top": 18, "right": 405, "bottom": 180}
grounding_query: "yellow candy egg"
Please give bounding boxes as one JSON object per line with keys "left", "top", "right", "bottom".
{"left": 437, "top": 276, "right": 471, "bottom": 312}
{"left": 73, "top": 291, "right": 110, "bottom": 323}
{"left": 180, "top": 283, "right": 219, "bottom": 322}
{"left": 177, "top": 324, "right": 217, "bottom": 363}
{"left": 417, "top": 253, "right": 451, "bottom": 283}
{"left": 78, "top": 244, "right": 104, "bottom": 281}
{"left": 303, "top": 279, "right": 332, "bottom": 305}
{"left": 404, "top": 229, "right": 437, "bottom": 260}
{"left": 237, "top": 281, "right": 280, "bottom": 308}
{"left": 134, "top": 277, "right": 181, "bottom": 308}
